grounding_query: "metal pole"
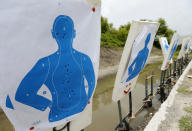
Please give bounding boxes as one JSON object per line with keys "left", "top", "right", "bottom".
{"left": 151, "top": 74, "right": 153, "bottom": 96}
{"left": 173, "top": 60, "right": 176, "bottom": 77}
{"left": 178, "top": 59, "right": 181, "bottom": 76}
{"left": 160, "top": 70, "right": 166, "bottom": 103}
{"left": 167, "top": 68, "right": 169, "bottom": 81}
{"left": 186, "top": 53, "right": 189, "bottom": 64}
{"left": 129, "top": 92, "right": 132, "bottom": 116}
{"left": 169, "top": 63, "right": 172, "bottom": 76}
{"left": 160, "top": 70, "right": 163, "bottom": 85}
{"left": 67, "top": 122, "right": 70, "bottom": 131}
{"left": 169, "top": 64, "right": 172, "bottom": 84}
{"left": 53, "top": 122, "right": 70, "bottom": 131}
{"left": 181, "top": 57, "right": 183, "bottom": 74}
{"left": 117, "top": 100, "right": 123, "bottom": 127}
{"left": 145, "top": 77, "right": 148, "bottom": 99}
{"left": 179, "top": 58, "right": 181, "bottom": 75}
{"left": 167, "top": 70, "right": 170, "bottom": 94}
{"left": 166, "top": 69, "right": 170, "bottom": 94}
{"left": 163, "top": 70, "right": 166, "bottom": 84}
{"left": 160, "top": 86, "right": 165, "bottom": 103}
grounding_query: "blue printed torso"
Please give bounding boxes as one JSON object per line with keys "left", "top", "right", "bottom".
{"left": 8, "top": 15, "right": 95, "bottom": 123}
{"left": 44, "top": 50, "right": 88, "bottom": 122}
{"left": 126, "top": 33, "right": 151, "bottom": 82}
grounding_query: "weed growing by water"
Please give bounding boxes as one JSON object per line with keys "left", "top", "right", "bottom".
{"left": 179, "top": 116, "right": 192, "bottom": 131}
{"left": 184, "top": 107, "right": 192, "bottom": 113}
{"left": 177, "top": 88, "right": 192, "bottom": 94}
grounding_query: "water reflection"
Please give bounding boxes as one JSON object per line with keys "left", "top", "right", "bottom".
{"left": 87, "top": 62, "right": 162, "bottom": 131}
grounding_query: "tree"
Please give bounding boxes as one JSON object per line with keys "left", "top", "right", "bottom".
{"left": 101, "top": 17, "right": 131, "bottom": 47}
{"left": 117, "top": 24, "right": 131, "bottom": 42}
{"left": 101, "top": 17, "right": 175, "bottom": 48}
{"left": 154, "top": 18, "right": 175, "bottom": 48}
{"left": 101, "top": 16, "right": 109, "bottom": 33}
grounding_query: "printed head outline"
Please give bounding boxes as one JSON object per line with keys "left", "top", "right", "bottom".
{"left": 164, "top": 43, "right": 169, "bottom": 50}
{"left": 145, "top": 33, "right": 151, "bottom": 47}
{"left": 52, "top": 15, "right": 76, "bottom": 41}
{"left": 164, "top": 39, "right": 169, "bottom": 50}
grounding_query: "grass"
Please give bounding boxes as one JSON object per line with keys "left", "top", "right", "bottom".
{"left": 179, "top": 116, "right": 192, "bottom": 131}
{"left": 184, "top": 107, "right": 192, "bottom": 113}
{"left": 177, "top": 88, "right": 192, "bottom": 94}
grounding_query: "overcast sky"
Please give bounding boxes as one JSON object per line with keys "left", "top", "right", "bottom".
{"left": 101, "top": 0, "right": 192, "bottom": 36}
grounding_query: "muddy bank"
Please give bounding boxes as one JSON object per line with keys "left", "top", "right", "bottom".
{"left": 99, "top": 47, "right": 163, "bottom": 78}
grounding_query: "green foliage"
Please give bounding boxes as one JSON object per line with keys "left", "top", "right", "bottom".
{"left": 154, "top": 18, "right": 175, "bottom": 48}
{"left": 101, "top": 17, "right": 175, "bottom": 48}
{"left": 101, "top": 16, "right": 130, "bottom": 47}
{"left": 101, "top": 32, "right": 124, "bottom": 47}
{"left": 157, "top": 18, "right": 167, "bottom": 36}
{"left": 117, "top": 24, "right": 131, "bottom": 42}
{"left": 179, "top": 116, "right": 192, "bottom": 131}
{"left": 101, "top": 17, "right": 110, "bottom": 33}
{"left": 184, "top": 107, "right": 192, "bottom": 113}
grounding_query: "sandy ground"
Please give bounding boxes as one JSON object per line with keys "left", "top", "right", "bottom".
{"left": 145, "top": 60, "right": 192, "bottom": 131}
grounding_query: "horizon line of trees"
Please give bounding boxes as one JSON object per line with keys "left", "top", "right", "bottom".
{"left": 101, "top": 16, "right": 175, "bottom": 48}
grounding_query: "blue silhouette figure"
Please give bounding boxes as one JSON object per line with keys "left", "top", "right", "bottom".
{"left": 164, "top": 40, "right": 169, "bottom": 51}
{"left": 184, "top": 40, "right": 189, "bottom": 51}
{"left": 126, "top": 33, "right": 151, "bottom": 82}
{"left": 12, "top": 15, "right": 95, "bottom": 122}
{"left": 6, "top": 95, "right": 14, "bottom": 110}
{"left": 169, "top": 39, "right": 179, "bottom": 60}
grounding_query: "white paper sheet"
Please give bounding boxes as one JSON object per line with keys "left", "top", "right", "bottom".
{"left": 112, "top": 21, "right": 159, "bottom": 102}
{"left": 161, "top": 33, "right": 180, "bottom": 70}
{"left": 0, "top": 0, "right": 101, "bottom": 130}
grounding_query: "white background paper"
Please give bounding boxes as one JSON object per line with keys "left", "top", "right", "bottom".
{"left": 178, "top": 37, "right": 191, "bottom": 59}
{"left": 161, "top": 33, "right": 180, "bottom": 70}
{"left": 0, "top": 0, "right": 101, "bottom": 130}
{"left": 112, "top": 21, "right": 159, "bottom": 102}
